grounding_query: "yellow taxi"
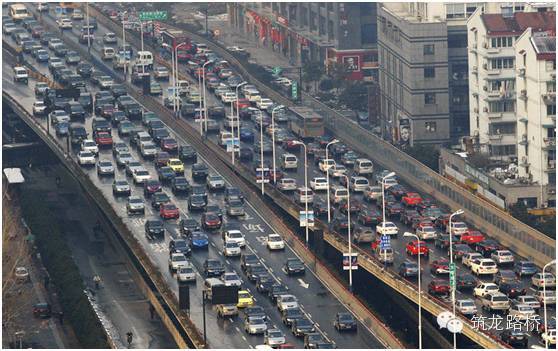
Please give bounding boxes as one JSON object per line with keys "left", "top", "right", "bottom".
{"left": 167, "top": 158, "right": 184, "bottom": 174}
{"left": 237, "top": 290, "right": 254, "bottom": 308}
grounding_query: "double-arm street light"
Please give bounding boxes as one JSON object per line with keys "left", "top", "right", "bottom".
{"left": 291, "top": 140, "right": 309, "bottom": 245}
{"left": 449, "top": 209, "right": 464, "bottom": 349}
{"left": 325, "top": 139, "right": 339, "bottom": 222}
{"left": 201, "top": 60, "right": 213, "bottom": 133}
{"left": 380, "top": 172, "right": 396, "bottom": 232}
{"left": 270, "top": 106, "right": 283, "bottom": 183}
{"left": 403, "top": 231, "right": 422, "bottom": 349}
{"left": 162, "top": 42, "right": 188, "bottom": 117}
{"left": 232, "top": 82, "right": 248, "bottom": 164}
{"left": 339, "top": 173, "right": 353, "bottom": 292}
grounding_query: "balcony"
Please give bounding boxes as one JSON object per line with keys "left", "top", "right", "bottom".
{"left": 488, "top": 134, "right": 503, "bottom": 141}
{"left": 517, "top": 68, "right": 525, "bottom": 77}
{"left": 519, "top": 156, "right": 530, "bottom": 167}
{"left": 518, "top": 116, "right": 528, "bottom": 123}
{"left": 519, "top": 90, "right": 527, "bottom": 100}
{"left": 518, "top": 134, "right": 529, "bottom": 146}
{"left": 542, "top": 92, "right": 556, "bottom": 104}
{"left": 472, "top": 66, "right": 478, "bottom": 74}
{"left": 543, "top": 137, "right": 556, "bottom": 150}
{"left": 545, "top": 160, "right": 556, "bottom": 172}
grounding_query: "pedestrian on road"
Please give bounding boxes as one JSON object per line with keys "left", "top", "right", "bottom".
{"left": 93, "top": 275, "right": 101, "bottom": 290}
{"left": 149, "top": 304, "right": 155, "bottom": 320}
{"left": 58, "top": 311, "right": 64, "bottom": 324}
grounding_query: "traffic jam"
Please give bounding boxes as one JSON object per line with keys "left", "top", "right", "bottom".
{"left": 3, "top": 3, "right": 385, "bottom": 350}
{"left": 5, "top": 2, "right": 556, "bottom": 348}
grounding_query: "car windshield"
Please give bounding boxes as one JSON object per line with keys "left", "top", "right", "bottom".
{"left": 239, "top": 292, "right": 250, "bottom": 299}
{"left": 493, "top": 296, "right": 508, "bottom": 302}
{"left": 250, "top": 318, "right": 264, "bottom": 325}
{"left": 230, "top": 232, "right": 243, "bottom": 238}
{"left": 338, "top": 314, "right": 354, "bottom": 322}
{"left": 225, "top": 242, "right": 239, "bottom": 248}
{"left": 129, "top": 197, "right": 142, "bottom": 204}
{"left": 461, "top": 301, "right": 475, "bottom": 307}
{"left": 269, "top": 235, "right": 282, "bottom": 242}
{"left": 173, "top": 255, "right": 186, "bottom": 262}
{"left": 149, "top": 221, "right": 162, "bottom": 229}
{"left": 224, "top": 274, "right": 238, "bottom": 281}
{"left": 268, "top": 330, "right": 283, "bottom": 338}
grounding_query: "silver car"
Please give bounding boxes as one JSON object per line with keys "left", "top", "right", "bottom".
{"left": 456, "top": 299, "right": 477, "bottom": 316}
{"left": 177, "top": 266, "right": 196, "bottom": 283}
{"left": 277, "top": 178, "right": 297, "bottom": 191}
{"left": 96, "top": 160, "right": 114, "bottom": 176}
{"left": 265, "top": 328, "right": 286, "bottom": 347}
{"left": 226, "top": 199, "right": 245, "bottom": 217}
{"left": 127, "top": 196, "right": 145, "bottom": 214}
{"left": 116, "top": 152, "right": 134, "bottom": 168}
{"left": 245, "top": 316, "right": 267, "bottom": 335}
{"left": 221, "top": 272, "right": 242, "bottom": 287}
{"left": 207, "top": 175, "right": 225, "bottom": 191}
{"left": 112, "top": 180, "right": 131, "bottom": 196}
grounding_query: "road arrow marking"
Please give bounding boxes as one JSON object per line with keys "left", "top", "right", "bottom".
{"left": 298, "top": 278, "right": 309, "bottom": 289}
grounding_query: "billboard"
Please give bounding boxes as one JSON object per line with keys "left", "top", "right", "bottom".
{"left": 342, "top": 253, "right": 358, "bottom": 270}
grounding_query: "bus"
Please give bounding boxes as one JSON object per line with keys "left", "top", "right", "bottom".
{"left": 161, "top": 29, "right": 195, "bottom": 62}
{"left": 56, "top": 2, "right": 79, "bottom": 16}
{"left": 9, "top": 3, "right": 29, "bottom": 21}
{"left": 289, "top": 107, "right": 324, "bottom": 139}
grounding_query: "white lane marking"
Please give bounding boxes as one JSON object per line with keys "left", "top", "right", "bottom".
{"left": 235, "top": 326, "right": 241, "bottom": 332}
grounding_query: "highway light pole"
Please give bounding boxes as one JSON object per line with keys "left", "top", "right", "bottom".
{"left": 234, "top": 82, "right": 247, "bottom": 164}
{"left": 162, "top": 43, "right": 177, "bottom": 116}
{"left": 292, "top": 141, "right": 309, "bottom": 245}
{"left": 449, "top": 209, "right": 464, "bottom": 350}
{"left": 202, "top": 60, "right": 213, "bottom": 133}
{"left": 325, "top": 139, "right": 339, "bottom": 223}
{"left": 258, "top": 111, "right": 265, "bottom": 195}
{"left": 543, "top": 259, "right": 556, "bottom": 349}
{"left": 340, "top": 173, "right": 353, "bottom": 292}
{"left": 86, "top": 3, "right": 91, "bottom": 53}
{"left": 404, "top": 231, "right": 422, "bottom": 349}
{"left": 122, "top": 19, "right": 127, "bottom": 78}
{"left": 197, "top": 68, "right": 203, "bottom": 135}
{"left": 270, "top": 106, "right": 283, "bottom": 184}
{"left": 381, "top": 172, "right": 396, "bottom": 234}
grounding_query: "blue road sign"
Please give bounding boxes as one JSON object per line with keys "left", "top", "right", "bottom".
{"left": 380, "top": 235, "right": 391, "bottom": 250}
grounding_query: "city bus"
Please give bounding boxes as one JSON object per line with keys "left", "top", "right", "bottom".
{"left": 289, "top": 107, "right": 324, "bottom": 139}
{"left": 57, "top": 2, "right": 79, "bottom": 16}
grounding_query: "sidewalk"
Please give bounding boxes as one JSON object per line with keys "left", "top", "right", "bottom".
{"left": 19, "top": 165, "right": 176, "bottom": 349}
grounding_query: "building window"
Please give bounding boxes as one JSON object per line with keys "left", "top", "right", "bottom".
{"left": 360, "top": 3, "right": 375, "bottom": 13}
{"left": 363, "top": 52, "right": 378, "bottom": 63}
{"left": 490, "top": 58, "right": 515, "bottom": 70}
{"left": 380, "top": 16, "right": 387, "bottom": 33}
{"left": 424, "top": 67, "right": 435, "bottom": 78}
{"left": 547, "top": 81, "right": 556, "bottom": 93}
{"left": 327, "top": 3, "right": 333, "bottom": 11}
{"left": 423, "top": 44, "right": 435, "bottom": 55}
{"left": 491, "top": 37, "right": 513, "bottom": 48}
{"left": 425, "top": 93, "right": 436, "bottom": 105}
{"left": 547, "top": 60, "right": 557, "bottom": 71}
{"left": 319, "top": 16, "right": 325, "bottom": 35}
{"left": 489, "top": 123, "right": 516, "bottom": 135}
{"left": 547, "top": 104, "right": 556, "bottom": 116}
{"left": 452, "top": 93, "right": 468, "bottom": 105}
{"left": 490, "top": 145, "right": 516, "bottom": 156}
{"left": 328, "top": 20, "right": 334, "bottom": 40}
{"left": 489, "top": 79, "right": 515, "bottom": 93}
{"left": 425, "top": 121, "right": 437, "bottom": 132}
{"left": 446, "top": 3, "right": 465, "bottom": 19}
{"left": 489, "top": 100, "right": 516, "bottom": 113}
{"left": 361, "top": 23, "right": 377, "bottom": 45}
{"left": 466, "top": 4, "right": 480, "bottom": 17}
{"left": 448, "top": 33, "right": 467, "bottom": 48}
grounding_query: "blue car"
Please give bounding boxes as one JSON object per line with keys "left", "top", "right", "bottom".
{"left": 240, "top": 128, "right": 254, "bottom": 142}
{"left": 55, "top": 121, "right": 69, "bottom": 136}
{"left": 189, "top": 232, "right": 209, "bottom": 249}
{"left": 36, "top": 50, "right": 49, "bottom": 62}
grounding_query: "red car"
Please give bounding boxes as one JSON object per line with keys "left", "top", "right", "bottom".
{"left": 236, "top": 98, "right": 250, "bottom": 109}
{"left": 160, "top": 138, "right": 178, "bottom": 153}
{"left": 201, "top": 212, "right": 222, "bottom": 230}
{"left": 339, "top": 200, "right": 362, "bottom": 215}
{"left": 406, "top": 240, "right": 429, "bottom": 257}
{"left": 160, "top": 203, "right": 180, "bottom": 219}
{"left": 430, "top": 259, "right": 450, "bottom": 275}
{"left": 32, "top": 26, "right": 45, "bottom": 38}
{"left": 460, "top": 230, "right": 485, "bottom": 245}
{"left": 94, "top": 131, "right": 113, "bottom": 147}
{"left": 371, "top": 238, "right": 381, "bottom": 250}
{"left": 155, "top": 152, "right": 171, "bottom": 168}
{"left": 402, "top": 192, "right": 423, "bottom": 207}
{"left": 283, "top": 139, "right": 301, "bottom": 150}
{"left": 428, "top": 279, "right": 450, "bottom": 296}
{"left": 268, "top": 169, "right": 283, "bottom": 183}
{"left": 100, "top": 104, "right": 116, "bottom": 119}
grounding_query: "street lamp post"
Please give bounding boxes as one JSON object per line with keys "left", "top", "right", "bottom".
{"left": 86, "top": 3, "right": 91, "bottom": 53}
{"left": 293, "top": 141, "right": 309, "bottom": 245}
{"left": 197, "top": 69, "right": 203, "bottom": 135}
{"left": 403, "top": 232, "right": 423, "bottom": 349}
{"left": 258, "top": 111, "right": 265, "bottom": 195}
{"left": 340, "top": 174, "right": 353, "bottom": 292}
{"left": 270, "top": 106, "right": 283, "bottom": 183}
{"left": 381, "top": 172, "right": 396, "bottom": 233}
{"left": 201, "top": 60, "right": 213, "bottom": 133}
{"left": 325, "top": 139, "right": 339, "bottom": 223}
{"left": 122, "top": 19, "right": 127, "bottom": 78}
{"left": 449, "top": 209, "right": 464, "bottom": 349}
{"left": 233, "top": 82, "right": 247, "bottom": 164}
{"left": 543, "top": 260, "right": 556, "bottom": 349}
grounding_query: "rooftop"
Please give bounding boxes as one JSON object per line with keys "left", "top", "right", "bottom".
{"left": 531, "top": 33, "right": 556, "bottom": 57}
{"left": 481, "top": 11, "right": 555, "bottom": 36}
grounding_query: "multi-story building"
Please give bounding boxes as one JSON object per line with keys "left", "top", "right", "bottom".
{"left": 467, "top": 9, "right": 555, "bottom": 162}
{"left": 228, "top": 3, "right": 379, "bottom": 81}
{"left": 515, "top": 28, "right": 556, "bottom": 197}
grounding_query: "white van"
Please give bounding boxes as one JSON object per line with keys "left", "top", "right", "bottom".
{"left": 354, "top": 158, "right": 374, "bottom": 176}
{"left": 102, "top": 47, "right": 116, "bottom": 60}
{"left": 196, "top": 43, "right": 208, "bottom": 53}
{"left": 177, "top": 80, "right": 190, "bottom": 96}
{"left": 330, "top": 185, "right": 349, "bottom": 205}
{"left": 296, "top": 187, "right": 314, "bottom": 204}
{"left": 376, "top": 247, "right": 394, "bottom": 264}
{"left": 244, "top": 89, "right": 261, "bottom": 103}
{"left": 281, "top": 154, "right": 298, "bottom": 170}
{"left": 219, "top": 131, "right": 233, "bottom": 146}
{"left": 224, "top": 114, "right": 239, "bottom": 128}
{"left": 134, "top": 51, "right": 153, "bottom": 69}
{"left": 221, "top": 92, "right": 237, "bottom": 103}
{"left": 349, "top": 176, "right": 369, "bottom": 192}
{"left": 9, "top": 4, "right": 29, "bottom": 21}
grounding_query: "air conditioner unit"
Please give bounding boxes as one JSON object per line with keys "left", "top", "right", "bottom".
{"left": 483, "top": 63, "right": 488, "bottom": 70}
{"left": 474, "top": 107, "right": 479, "bottom": 113}
{"left": 483, "top": 107, "right": 488, "bottom": 112}
{"left": 548, "top": 188, "right": 556, "bottom": 195}
{"left": 472, "top": 43, "right": 477, "bottom": 49}
{"left": 472, "top": 65, "right": 478, "bottom": 71}
{"left": 521, "top": 90, "right": 527, "bottom": 97}
{"left": 551, "top": 73, "right": 556, "bottom": 78}
{"left": 518, "top": 68, "right": 525, "bottom": 76}
{"left": 483, "top": 42, "right": 488, "bottom": 49}
{"left": 483, "top": 85, "right": 488, "bottom": 91}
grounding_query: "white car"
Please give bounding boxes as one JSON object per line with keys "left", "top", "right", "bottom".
{"left": 264, "top": 329, "right": 286, "bottom": 347}
{"left": 168, "top": 253, "right": 188, "bottom": 271}
{"left": 470, "top": 258, "right": 499, "bottom": 276}
{"left": 71, "top": 9, "right": 84, "bottom": 20}
{"left": 223, "top": 229, "right": 246, "bottom": 247}
{"left": 256, "top": 98, "right": 273, "bottom": 110}
{"left": 223, "top": 242, "right": 241, "bottom": 257}
{"left": 277, "top": 294, "right": 299, "bottom": 312}
{"left": 77, "top": 151, "right": 96, "bottom": 165}
{"left": 177, "top": 266, "right": 196, "bottom": 282}
{"left": 509, "top": 304, "right": 537, "bottom": 321}
{"left": 513, "top": 295, "right": 541, "bottom": 310}
{"left": 330, "top": 164, "right": 347, "bottom": 178}
{"left": 222, "top": 272, "right": 242, "bottom": 287}
{"left": 266, "top": 234, "right": 285, "bottom": 250}
{"left": 81, "top": 139, "right": 99, "bottom": 155}
{"left": 309, "top": 177, "right": 328, "bottom": 191}
{"left": 416, "top": 225, "right": 437, "bottom": 240}
{"left": 448, "top": 221, "right": 468, "bottom": 236}
{"left": 542, "top": 330, "right": 557, "bottom": 346}
{"left": 490, "top": 250, "right": 514, "bottom": 265}
{"left": 462, "top": 252, "right": 484, "bottom": 267}
{"left": 456, "top": 299, "right": 477, "bottom": 316}
{"left": 50, "top": 110, "right": 70, "bottom": 125}
{"left": 376, "top": 221, "right": 398, "bottom": 236}
{"left": 319, "top": 159, "right": 336, "bottom": 173}
{"left": 277, "top": 178, "right": 297, "bottom": 191}
{"left": 132, "top": 169, "right": 151, "bottom": 184}
{"left": 57, "top": 17, "right": 73, "bottom": 29}
{"left": 221, "top": 92, "right": 237, "bottom": 103}
{"left": 532, "top": 272, "right": 556, "bottom": 288}
{"left": 473, "top": 282, "right": 499, "bottom": 298}
{"left": 535, "top": 289, "right": 556, "bottom": 305}
{"left": 32, "top": 101, "right": 47, "bottom": 115}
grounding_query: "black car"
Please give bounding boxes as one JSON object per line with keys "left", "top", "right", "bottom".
{"left": 76, "top": 62, "right": 93, "bottom": 77}
{"left": 77, "top": 93, "right": 93, "bottom": 112}
{"left": 225, "top": 187, "right": 244, "bottom": 203}
{"left": 500, "top": 330, "right": 528, "bottom": 348}
{"left": 400, "top": 209, "right": 421, "bottom": 225}
{"left": 191, "top": 163, "right": 209, "bottom": 180}
{"left": 334, "top": 312, "right": 357, "bottom": 331}
{"left": 110, "top": 84, "right": 127, "bottom": 98}
{"left": 65, "top": 101, "right": 86, "bottom": 120}
{"left": 243, "top": 305, "right": 267, "bottom": 322}
{"left": 158, "top": 166, "right": 176, "bottom": 183}
{"left": 205, "top": 205, "right": 223, "bottom": 221}
{"left": 304, "top": 333, "right": 325, "bottom": 349}
{"left": 292, "top": 317, "right": 315, "bottom": 337}
{"left": 474, "top": 239, "right": 504, "bottom": 257}
{"left": 240, "top": 253, "right": 260, "bottom": 272}
{"left": 435, "top": 233, "right": 459, "bottom": 249}
{"left": 187, "top": 194, "right": 207, "bottom": 211}
{"left": 180, "top": 218, "right": 200, "bottom": 236}
{"left": 246, "top": 264, "right": 269, "bottom": 282}
{"left": 456, "top": 273, "right": 477, "bottom": 291}
{"left": 281, "top": 306, "right": 303, "bottom": 326}
{"left": 203, "top": 259, "right": 225, "bottom": 277}
{"left": 313, "top": 200, "right": 334, "bottom": 218}
{"left": 284, "top": 258, "right": 305, "bottom": 275}
{"left": 239, "top": 147, "right": 253, "bottom": 161}
{"left": 145, "top": 219, "right": 164, "bottom": 239}
{"left": 169, "top": 238, "right": 191, "bottom": 255}
{"left": 256, "top": 276, "right": 275, "bottom": 294}
{"left": 172, "top": 177, "right": 191, "bottom": 195}
{"left": 386, "top": 202, "right": 405, "bottom": 217}
{"left": 499, "top": 281, "right": 526, "bottom": 298}
{"left": 179, "top": 145, "right": 197, "bottom": 163}
{"left": 151, "top": 192, "right": 171, "bottom": 209}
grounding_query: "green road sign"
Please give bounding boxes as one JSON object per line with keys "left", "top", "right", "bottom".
{"left": 272, "top": 67, "right": 282, "bottom": 76}
{"left": 449, "top": 263, "right": 456, "bottom": 288}
{"left": 139, "top": 11, "right": 167, "bottom": 21}
{"left": 291, "top": 81, "right": 298, "bottom": 100}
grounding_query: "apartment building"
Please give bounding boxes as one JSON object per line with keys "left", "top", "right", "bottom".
{"left": 467, "top": 10, "right": 555, "bottom": 162}
{"left": 228, "top": 3, "right": 378, "bottom": 81}
{"left": 515, "top": 29, "right": 556, "bottom": 195}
